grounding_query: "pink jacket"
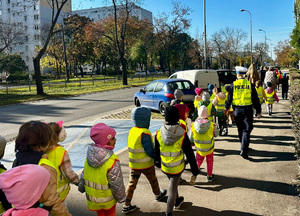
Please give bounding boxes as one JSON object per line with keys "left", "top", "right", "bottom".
{"left": 265, "top": 88, "right": 279, "bottom": 102}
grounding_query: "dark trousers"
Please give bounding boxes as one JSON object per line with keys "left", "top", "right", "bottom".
{"left": 233, "top": 107, "right": 253, "bottom": 154}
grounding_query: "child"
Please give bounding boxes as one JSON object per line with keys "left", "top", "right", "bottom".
{"left": 255, "top": 80, "right": 267, "bottom": 105}
{"left": 154, "top": 106, "right": 199, "bottom": 216}
{"left": 170, "top": 89, "right": 184, "bottom": 106}
{"left": 0, "top": 164, "right": 51, "bottom": 216}
{"left": 212, "top": 88, "right": 227, "bottom": 135}
{"left": 265, "top": 82, "right": 279, "bottom": 116}
{"left": 198, "top": 92, "right": 217, "bottom": 123}
{"left": 46, "top": 121, "right": 79, "bottom": 201}
{"left": 13, "top": 121, "right": 72, "bottom": 216}
{"left": 122, "top": 107, "right": 167, "bottom": 214}
{"left": 174, "top": 104, "right": 190, "bottom": 131}
{"left": 189, "top": 105, "right": 219, "bottom": 182}
{"left": 225, "top": 85, "right": 235, "bottom": 126}
{"left": 193, "top": 88, "right": 203, "bottom": 120}
{"left": 0, "top": 136, "right": 12, "bottom": 214}
{"left": 78, "top": 123, "right": 126, "bottom": 216}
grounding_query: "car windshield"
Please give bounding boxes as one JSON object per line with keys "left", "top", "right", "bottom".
{"left": 167, "top": 81, "right": 194, "bottom": 92}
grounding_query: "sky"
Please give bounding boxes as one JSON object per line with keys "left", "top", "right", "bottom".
{"left": 72, "top": 0, "right": 295, "bottom": 59}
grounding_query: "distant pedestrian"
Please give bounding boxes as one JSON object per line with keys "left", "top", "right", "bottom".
{"left": 212, "top": 88, "right": 227, "bottom": 136}
{"left": 246, "top": 63, "right": 260, "bottom": 85}
{"left": 122, "top": 107, "right": 167, "bottom": 214}
{"left": 265, "top": 82, "right": 279, "bottom": 116}
{"left": 46, "top": 121, "right": 79, "bottom": 201}
{"left": 189, "top": 105, "right": 219, "bottom": 182}
{"left": 208, "top": 84, "right": 215, "bottom": 96}
{"left": 78, "top": 123, "right": 126, "bottom": 216}
{"left": 259, "top": 66, "right": 267, "bottom": 88}
{"left": 225, "top": 66, "right": 262, "bottom": 159}
{"left": 193, "top": 87, "right": 203, "bottom": 120}
{"left": 281, "top": 73, "right": 289, "bottom": 100}
{"left": 264, "top": 66, "right": 278, "bottom": 90}
{"left": 154, "top": 106, "right": 199, "bottom": 216}
{"left": 0, "top": 165, "right": 51, "bottom": 216}
{"left": 198, "top": 92, "right": 218, "bottom": 122}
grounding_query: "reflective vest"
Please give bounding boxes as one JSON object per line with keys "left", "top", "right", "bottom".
{"left": 0, "top": 167, "right": 6, "bottom": 214}
{"left": 128, "top": 127, "right": 154, "bottom": 170}
{"left": 232, "top": 79, "right": 252, "bottom": 106}
{"left": 206, "top": 103, "right": 213, "bottom": 122}
{"left": 179, "top": 119, "right": 187, "bottom": 131}
{"left": 83, "top": 154, "right": 118, "bottom": 211}
{"left": 46, "top": 146, "right": 70, "bottom": 201}
{"left": 191, "top": 122, "right": 215, "bottom": 156}
{"left": 256, "top": 86, "right": 264, "bottom": 104}
{"left": 265, "top": 90, "right": 275, "bottom": 104}
{"left": 210, "top": 94, "right": 215, "bottom": 103}
{"left": 215, "top": 97, "right": 226, "bottom": 112}
{"left": 156, "top": 130, "right": 185, "bottom": 175}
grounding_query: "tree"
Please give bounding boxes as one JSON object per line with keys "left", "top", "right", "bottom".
{"left": 0, "top": 54, "right": 28, "bottom": 74}
{"left": 33, "top": 0, "right": 70, "bottom": 95}
{"left": 291, "top": 0, "right": 300, "bottom": 58}
{"left": 274, "top": 39, "right": 297, "bottom": 67}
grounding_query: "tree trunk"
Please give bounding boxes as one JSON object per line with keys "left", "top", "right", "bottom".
{"left": 33, "top": 57, "right": 44, "bottom": 95}
{"left": 121, "top": 56, "right": 128, "bottom": 85}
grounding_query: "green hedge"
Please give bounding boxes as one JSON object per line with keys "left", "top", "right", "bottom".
{"left": 290, "top": 70, "right": 300, "bottom": 194}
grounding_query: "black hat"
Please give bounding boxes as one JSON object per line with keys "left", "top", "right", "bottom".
{"left": 165, "top": 106, "right": 179, "bottom": 125}
{"left": 267, "top": 82, "right": 272, "bottom": 87}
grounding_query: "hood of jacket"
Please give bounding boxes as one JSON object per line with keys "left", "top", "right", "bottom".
{"left": 194, "top": 119, "right": 211, "bottom": 134}
{"left": 265, "top": 88, "right": 274, "bottom": 94}
{"left": 160, "top": 124, "right": 185, "bottom": 145}
{"left": 86, "top": 144, "right": 114, "bottom": 168}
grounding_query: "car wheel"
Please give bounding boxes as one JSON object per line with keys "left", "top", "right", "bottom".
{"left": 135, "top": 98, "right": 141, "bottom": 107}
{"left": 159, "top": 102, "right": 167, "bottom": 116}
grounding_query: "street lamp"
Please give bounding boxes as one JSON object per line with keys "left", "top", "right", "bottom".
{"left": 267, "top": 38, "right": 273, "bottom": 61}
{"left": 259, "top": 29, "right": 267, "bottom": 63}
{"left": 203, "top": 0, "right": 207, "bottom": 69}
{"left": 241, "top": 9, "right": 252, "bottom": 62}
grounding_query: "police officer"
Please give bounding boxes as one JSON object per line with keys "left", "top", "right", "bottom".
{"left": 225, "top": 66, "right": 262, "bottom": 159}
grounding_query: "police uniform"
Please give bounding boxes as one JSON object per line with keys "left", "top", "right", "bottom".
{"left": 225, "top": 67, "right": 261, "bottom": 159}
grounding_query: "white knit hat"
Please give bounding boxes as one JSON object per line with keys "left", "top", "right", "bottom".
{"left": 0, "top": 135, "right": 7, "bottom": 159}
{"left": 198, "top": 105, "right": 209, "bottom": 119}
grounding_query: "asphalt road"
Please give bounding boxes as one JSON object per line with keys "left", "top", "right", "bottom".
{"left": 0, "top": 86, "right": 141, "bottom": 140}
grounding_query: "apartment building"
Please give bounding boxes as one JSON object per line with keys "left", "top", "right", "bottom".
{"left": 0, "top": 0, "right": 71, "bottom": 71}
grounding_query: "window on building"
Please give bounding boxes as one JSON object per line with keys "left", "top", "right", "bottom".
{"left": 8, "top": 8, "right": 10, "bottom": 13}
{"left": 34, "top": 14, "right": 39, "bottom": 20}
{"left": 12, "top": 13, "right": 15, "bottom": 16}
{"left": 25, "top": 45, "right": 28, "bottom": 51}
{"left": 24, "top": 6, "right": 26, "bottom": 11}
{"left": 25, "top": 35, "right": 28, "bottom": 41}
{"left": 20, "top": 52, "right": 24, "bottom": 55}
{"left": 0, "top": 10, "right": 2, "bottom": 16}
{"left": 34, "top": 34, "right": 40, "bottom": 40}
{"left": 26, "top": 56, "right": 29, "bottom": 61}
{"left": 24, "top": 25, "right": 28, "bottom": 31}
{"left": 34, "top": 25, "right": 39, "bottom": 30}
{"left": 24, "top": 15, "right": 27, "bottom": 21}
{"left": 0, "top": 1, "right": 2, "bottom": 6}
{"left": 7, "top": 0, "right": 10, "bottom": 4}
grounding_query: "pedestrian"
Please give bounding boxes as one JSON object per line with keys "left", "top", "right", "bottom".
{"left": 265, "top": 82, "right": 279, "bottom": 116}
{"left": 78, "top": 123, "right": 126, "bottom": 216}
{"left": 259, "top": 66, "right": 267, "bottom": 88}
{"left": 122, "top": 107, "right": 167, "bottom": 214}
{"left": 198, "top": 92, "right": 218, "bottom": 122}
{"left": 225, "top": 66, "right": 262, "bottom": 159}
{"left": 170, "top": 89, "right": 184, "bottom": 106}
{"left": 0, "top": 164, "right": 51, "bottom": 216}
{"left": 13, "top": 120, "right": 72, "bottom": 216}
{"left": 246, "top": 63, "right": 260, "bottom": 85}
{"left": 0, "top": 135, "right": 12, "bottom": 214}
{"left": 277, "top": 70, "right": 283, "bottom": 90}
{"left": 154, "top": 106, "right": 199, "bottom": 216}
{"left": 189, "top": 105, "right": 219, "bottom": 182}
{"left": 212, "top": 88, "right": 228, "bottom": 136}
{"left": 225, "top": 85, "right": 235, "bottom": 126}
{"left": 208, "top": 84, "right": 214, "bottom": 96}
{"left": 255, "top": 80, "right": 267, "bottom": 105}
{"left": 281, "top": 73, "right": 289, "bottom": 100}
{"left": 264, "top": 66, "right": 278, "bottom": 91}
{"left": 193, "top": 87, "right": 203, "bottom": 120}
{"left": 174, "top": 104, "right": 190, "bottom": 131}
{"left": 46, "top": 121, "right": 79, "bottom": 201}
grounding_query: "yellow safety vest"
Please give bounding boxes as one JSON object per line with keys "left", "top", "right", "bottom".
{"left": 210, "top": 94, "right": 215, "bottom": 103}
{"left": 0, "top": 167, "right": 6, "bottom": 214}
{"left": 83, "top": 154, "right": 118, "bottom": 211}
{"left": 265, "top": 90, "right": 275, "bottom": 104}
{"left": 128, "top": 127, "right": 154, "bottom": 170}
{"left": 256, "top": 86, "right": 264, "bottom": 104}
{"left": 156, "top": 130, "right": 185, "bottom": 175}
{"left": 232, "top": 79, "right": 252, "bottom": 106}
{"left": 46, "top": 146, "right": 70, "bottom": 201}
{"left": 191, "top": 122, "right": 215, "bottom": 156}
{"left": 179, "top": 119, "right": 187, "bottom": 131}
{"left": 206, "top": 103, "right": 213, "bottom": 122}
{"left": 215, "top": 97, "right": 226, "bottom": 112}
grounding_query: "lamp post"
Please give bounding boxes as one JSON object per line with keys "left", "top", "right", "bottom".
{"left": 259, "top": 29, "right": 266, "bottom": 63}
{"left": 203, "top": 0, "right": 207, "bottom": 69}
{"left": 267, "top": 38, "right": 273, "bottom": 61}
{"left": 241, "top": 9, "right": 252, "bottom": 63}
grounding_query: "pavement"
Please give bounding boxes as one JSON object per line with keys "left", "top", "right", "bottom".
{"left": 1, "top": 89, "right": 300, "bottom": 216}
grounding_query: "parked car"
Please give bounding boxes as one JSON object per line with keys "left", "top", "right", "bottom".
{"left": 133, "top": 79, "right": 196, "bottom": 115}
{"left": 135, "top": 71, "right": 150, "bottom": 76}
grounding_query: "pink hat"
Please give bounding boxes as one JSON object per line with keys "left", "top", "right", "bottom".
{"left": 0, "top": 165, "right": 50, "bottom": 210}
{"left": 90, "top": 123, "right": 116, "bottom": 147}
{"left": 198, "top": 105, "right": 209, "bottom": 119}
{"left": 56, "top": 120, "right": 63, "bottom": 128}
{"left": 195, "top": 88, "right": 203, "bottom": 96}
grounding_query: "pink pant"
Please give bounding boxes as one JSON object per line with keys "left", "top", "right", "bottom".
{"left": 196, "top": 152, "right": 214, "bottom": 176}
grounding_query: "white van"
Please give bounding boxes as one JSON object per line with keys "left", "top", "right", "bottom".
{"left": 169, "top": 69, "right": 237, "bottom": 90}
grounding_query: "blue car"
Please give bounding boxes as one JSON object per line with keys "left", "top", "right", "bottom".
{"left": 133, "top": 79, "right": 196, "bottom": 115}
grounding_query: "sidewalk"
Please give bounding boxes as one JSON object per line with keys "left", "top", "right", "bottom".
{"left": 65, "top": 95, "right": 300, "bottom": 216}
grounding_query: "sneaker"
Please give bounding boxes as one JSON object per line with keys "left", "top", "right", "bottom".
{"left": 156, "top": 189, "right": 167, "bottom": 201}
{"left": 174, "top": 196, "right": 184, "bottom": 209}
{"left": 189, "top": 175, "right": 196, "bottom": 186}
{"left": 207, "top": 174, "right": 215, "bottom": 182}
{"left": 122, "top": 205, "right": 137, "bottom": 214}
